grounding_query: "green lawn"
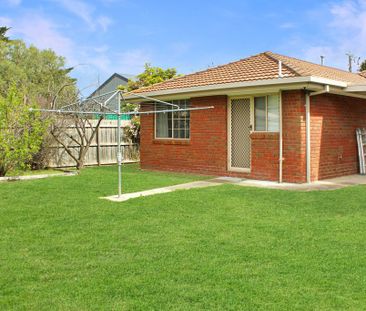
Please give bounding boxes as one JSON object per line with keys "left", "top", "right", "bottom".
{"left": 1, "top": 164, "right": 366, "bottom": 310}
{"left": 5, "top": 168, "right": 65, "bottom": 177}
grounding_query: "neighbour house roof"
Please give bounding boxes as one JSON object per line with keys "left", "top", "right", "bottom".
{"left": 132, "top": 51, "right": 366, "bottom": 95}
{"left": 360, "top": 70, "right": 366, "bottom": 78}
{"left": 89, "top": 73, "right": 135, "bottom": 97}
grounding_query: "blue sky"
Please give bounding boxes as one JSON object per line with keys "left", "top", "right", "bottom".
{"left": 1, "top": 0, "right": 366, "bottom": 93}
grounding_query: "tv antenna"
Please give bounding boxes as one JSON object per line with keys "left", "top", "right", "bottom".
{"left": 346, "top": 53, "right": 361, "bottom": 72}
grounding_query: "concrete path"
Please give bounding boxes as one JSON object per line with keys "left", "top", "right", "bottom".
{"left": 104, "top": 174, "right": 366, "bottom": 202}
{"left": 104, "top": 180, "right": 221, "bottom": 202}
{"left": 0, "top": 171, "right": 77, "bottom": 183}
{"left": 211, "top": 174, "right": 366, "bottom": 191}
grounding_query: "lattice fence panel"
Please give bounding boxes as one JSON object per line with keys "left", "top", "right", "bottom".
{"left": 231, "top": 98, "right": 251, "bottom": 168}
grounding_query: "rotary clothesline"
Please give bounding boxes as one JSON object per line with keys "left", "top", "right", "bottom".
{"left": 30, "top": 90, "right": 214, "bottom": 198}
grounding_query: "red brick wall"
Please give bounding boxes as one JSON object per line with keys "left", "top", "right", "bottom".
{"left": 310, "top": 93, "right": 366, "bottom": 180}
{"left": 250, "top": 132, "right": 279, "bottom": 181}
{"left": 140, "top": 94, "right": 281, "bottom": 181}
{"left": 282, "top": 90, "right": 307, "bottom": 183}
{"left": 139, "top": 90, "right": 366, "bottom": 183}
{"left": 140, "top": 96, "right": 229, "bottom": 175}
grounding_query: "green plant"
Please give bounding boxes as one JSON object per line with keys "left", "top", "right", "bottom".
{"left": 0, "top": 85, "right": 46, "bottom": 176}
{"left": 121, "top": 63, "right": 180, "bottom": 92}
{"left": 360, "top": 59, "right": 366, "bottom": 72}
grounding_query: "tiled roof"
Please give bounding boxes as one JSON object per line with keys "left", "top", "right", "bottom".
{"left": 267, "top": 52, "right": 366, "bottom": 84}
{"left": 360, "top": 70, "right": 366, "bottom": 78}
{"left": 132, "top": 51, "right": 366, "bottom": 94}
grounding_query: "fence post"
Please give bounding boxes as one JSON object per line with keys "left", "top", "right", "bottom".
{"left": 96, "top": 125, "right": 101, "bottom": 166}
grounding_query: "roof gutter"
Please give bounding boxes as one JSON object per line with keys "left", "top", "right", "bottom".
{"left": 345, "top": 85, "right": 366, "bottom": 92}
{"left": 309, "top": 84, "right": 330, "bottom": 97}
{"left": 125, "top": 76, "right": 348, "bottom": 100}
{"left": 309, "top": 84, "right": 366, "bottom": 100}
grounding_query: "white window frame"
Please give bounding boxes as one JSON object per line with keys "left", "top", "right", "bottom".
{"left": 253, "top": 94, "right": 280, "bottom": 133}
{"left": 154, "top": 99, "right": 191, "bottom": 140}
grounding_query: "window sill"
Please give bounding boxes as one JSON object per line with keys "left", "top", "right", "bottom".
{"left": 250, "top": 132, "right": 279, "bottom": 140}
{"left": 153, "top": 139, "right": 191, "bottom": 145}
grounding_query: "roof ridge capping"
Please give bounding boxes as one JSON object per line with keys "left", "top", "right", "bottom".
{"left": 262, "top": 51, "right": 301, "bottom": 77}
{"left": 266, "top": 51, "right": 351, "bottom": 74}
{"left": 266, "top": 51, "right": 366, "bottom": 83}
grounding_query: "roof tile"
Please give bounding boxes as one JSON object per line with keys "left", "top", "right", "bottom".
{"left": 133, "top": 51, "right": 366, "bottom": 94}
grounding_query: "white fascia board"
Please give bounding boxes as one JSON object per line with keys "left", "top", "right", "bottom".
{"left": 125, "top": 76, "right": 348, "bottom": 100}
{"left": 307, "top": 76, "right": 347, "bottom": 88}
{"left": 344, "top": 85, "right": 366, "bottom": 92}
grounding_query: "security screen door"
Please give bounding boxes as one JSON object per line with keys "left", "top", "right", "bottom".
{"left": 230, "top": 98, "right": 251, "bottom": 170}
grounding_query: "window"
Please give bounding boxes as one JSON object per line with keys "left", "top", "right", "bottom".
{"left": 254, "top": 95, "right": 279, "bottom": 132}
{"left": 155, "top": 99, "right": 190, "bottom": 139}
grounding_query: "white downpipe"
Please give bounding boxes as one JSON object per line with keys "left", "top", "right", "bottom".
{"left": 305, "top": 92, "right": 311, "bottom": 183}
{"left": 279, "top": 90, "right": 283, "bottom": 183}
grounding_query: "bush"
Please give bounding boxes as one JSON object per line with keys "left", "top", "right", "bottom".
{"left": 0, "top": 85, "right": 46, "bottom": 176}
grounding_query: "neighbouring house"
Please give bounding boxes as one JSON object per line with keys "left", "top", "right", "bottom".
{"left": 89, "top": 73, "right": 135, "bottom": 120}
{"left": 126, "top": 52, "right": 366, "bottom": 183}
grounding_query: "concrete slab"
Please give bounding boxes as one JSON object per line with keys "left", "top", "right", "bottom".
{"left": 212, "top": 176, "right": 244, "bottom": 183}
{"left": 322, "top": 174, "right": 366, "bottom": 186}
{"left": 104, "top": 174, "right": 366, "bottom": 203}
{"left": 0, "top": 171, "right": 77, "bottom": 183}
{"left": 103, "top": 180, "right": 221, "bottom": 202}
{"left": 212, "top": 174, "right": 366, "bottom": 191}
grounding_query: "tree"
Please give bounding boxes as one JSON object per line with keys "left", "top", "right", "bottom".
{"left": 123, "top": 63, "right": 179, "bottom": 91}
{"left": 0, "top": 26, "right": 10, "bottom": 42}
{"left": 0, "top": 85, "right": 45, "bottom": 176}
{"left": 0, "top": 39, "right": 76, "bottom": 101}
{"left": 50, "top": 113, "right": 104, "bottom": 170}
{"left": 0, "top": 34, "right": 78, "bottom": 169}
{"left": 49, "top": 87, "right": 107, "bottom": 170}
{"left": 360, "top": 59, "right": 366, "bottom": 72}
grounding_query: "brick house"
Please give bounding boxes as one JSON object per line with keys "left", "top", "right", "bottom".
{"left": 127, "top": 52, "right": 366, "bottom": 183}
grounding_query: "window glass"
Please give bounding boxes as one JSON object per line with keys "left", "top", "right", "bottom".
{"left": 155, "top": 100, "right": 190, "bottom": 139}
{"left": 267, "top": 95, "right": 279, "bottom": 131}
{"left": 156, "top": 105, "right": 171, "bottom": 138}
{"left": 254, "top": 96, "right": 266, "bottom": 131}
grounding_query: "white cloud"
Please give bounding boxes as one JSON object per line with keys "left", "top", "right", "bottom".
{"left": 72, "top": 48, "right": 150, "bottom": 90}
{"left": 279, "top": 22, "right": 296, "bottom": 29}
{"left": 0, "top": 17, "right": 12, "bottom": 26}
{"left": 2, "top": 12, "right": 75, "bottom": 63}
{"left": 97, "top": 16, "right": 113, "bottom": 32}
{"left": 4, "top": 0, "right": 21, "bottom": 6}
{"left": 300, "top": 0, "right": 366, "bottom": 71}
{"left": 169, "top": 42, "right": 192, "bottom": 57}
{"left": 93, "top": 45, "right": 109, "bottom": 53}
{"left": 114, "top": 49, "right": 150, "bottom": 74}
{"left": 55, "top": 0, "right": 94, "bottom": 27}
{"left": 54, "top": 0, "right": 113, "bottom": 31}
{"left": 0, "top": 7, "right": 148, "bottom": 89}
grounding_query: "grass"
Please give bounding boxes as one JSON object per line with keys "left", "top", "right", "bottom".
{"left": 1, "top": 164, "right": 366, "bottom": 310}
{"left": 5, "top": 168, "right": 67, "bottom": 177}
